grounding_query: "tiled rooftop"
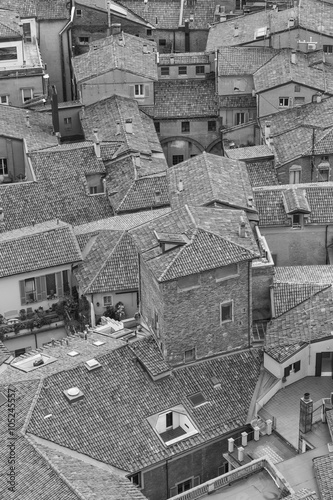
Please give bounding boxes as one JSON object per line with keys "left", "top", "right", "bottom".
{"left": 1, "top": 331, "right": 124, "bottom": 384}
{"left": 73, "top": 207, "right": 171, "bottom": 235}
{"left": 74, "top": 230, "right": 139, "bottom": 294}
{"left": 218, "top": 94, "right": 257, "bottom": 108}
{"left": 272, "top": 282, "right": 329, "bottom": 318}
{"left": 245, "top": 160, "right": 279, "bottom": 187}
{"left": 159, "top": 52, "right": 210, "bottom": 65}
{"left": 77, "top": 0, "right": 153, "bottom": 28}
{"left": 0, "top": 143, "right": 122, "bottom": 231}
{"left": 254, "top": 49, "right": 333, "bottom": 94}
{"left": 152, "top": 79, "right": 218, "bottom": 118}
{"left": 253, "top": 183, "right": 333, "bottom": 226}
{"left": 81, "top": 94, "right": 163, "bottom": 156}
{"left": 72, "top": 32, "right": 158, "bottom": 84}
{"left": 206, "top": 0, "right": 333, "bottom": 51}
{"left": 26, "top": 345, "right": 262, "bottom": 471}
{"left": 0, "top": 220, "right": 82, "bottom": 278}
{"left": 313, "top": 455, "right": 333, "bottom": 500}
{"left": 218, "top": 47, "right": 277, "bottom": 75}
{"left": 0, "top": 105, "right": 58, "bottom": 152}
{"left": 129, "top": 336, "right": 170, "bottom": 377}
{"left": 129, "top": 205, "right": 259, "bottom": 282}
{"left": 167, "top": 152, "right": 256, "bottom": 214}
{"left": 0, "top": 8, "right": 21, "bottom": 38}
{"left": 0, "top": 0, "right": 37, "bottom": 17}
{"left": 265, "top": 286, "right": 333, "bottom": 347}
{"left": 275, "top": 266, "right": 333, "bottom": 284}
{"left": 0, "top": 340, "right": 11, "bottom": 365}
{"left": 225, "top": 145, "right": 274, "bottom": 161}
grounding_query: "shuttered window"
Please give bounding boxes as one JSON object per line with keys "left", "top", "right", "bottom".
{"left": 19, "top": 272, "right": 66, "bottom": 305}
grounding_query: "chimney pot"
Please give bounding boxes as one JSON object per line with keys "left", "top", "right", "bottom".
{"left": 234, "top": 25, "right": 239, "bottom": 37}
{"left": 239, "top": 220, "right": 246, "bottom": 238}
{"left": 178, "top": 179, "right": 184, "bottom": 192}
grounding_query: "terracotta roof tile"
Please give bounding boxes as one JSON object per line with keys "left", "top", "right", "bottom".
{"left": 73, "top": 33, "right": 158, "bottom": 84}
{"left": 26, "top": 344, "right": 262, "bottom": 471}
{"left": 225, "top": 145, "right": 274, "bottom": 161}
{"left": 130, "top": 336, "right": 170, "bottom": 377}
{"left": 167, "top": 152, "right": 256, "bottom": 214}
{"left": 218, "top": 47, "right": 277, "bottom": 75}
{"left": 245, "top": 160, "right": 278, "bottom": 187}
{"left": 0, "top": 220, "right": 82, "bottom": 278}
{"left": 36, "top": 0, "right": 69, "bottom": 19}
{"left": 0, "top": 0, "right": 37, "bottom": 17}
{"left": 218, "top": 94, "right": 257, "bottom": 108}
{"left": 313, "top": 454, "right": 333, "bottom": 500}
{"left": 282, "top": 187, "right": 310, "bottom": 214}
{"left": 272, "top": 282, "right": 329, "bottom": 317}
{"left": 0, "top": 8, "right": 21, "bottom": 37}
{"left": 153, "top": 79, "right": 218, "bottom": 118}
{"left": 0, "top": 340, "right": 11, "bottom": 365}
{"left": 159, "top": 52, "right": 210, "bottom": 65}
{"left": 275, "top": 265, "right": 333, "bottom": 284}
{"left": 74, "top": 230, "right": 139, "bottom": 293}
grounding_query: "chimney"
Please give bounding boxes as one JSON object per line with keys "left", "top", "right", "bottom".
{"left": 134, "top": 154, "right": 140, "bottom": 179}
{"left": 234, "top": 25, "right": 239, "bottom": 37}
{"left": 51, "top": 85, "right": 60, "bottom": 134}
{"left": 125, "top": 118, "right": 133, "bottom": 134}
{"left": 93, "top": 129, "right": 101, "bottom": 158}
{"left": 317, "top": 94, "right": 322, "bottom": 103}
{"left": 299, "top": 393, "right": 313, "bottom": 435}
{"left": 143, "top": 43, "right": 149, "bottom": 54}
{"left": 239, "top": 219, "right": 246, "bottom": 238}
{"left": 55, "top": 131, "right": 61, "bottom": 145}
{"left": 291, "top": 50, "right": 297, "bottom": 64}
{"left": 26, "top": 111, "right": 31, "bottom": 128}
{"left": 154, "top": 190, "right": 161, "bottom": 203}
{"left": 116, "top": 120, "right": 121, "bottom": 135}
{"left": 178, "top": 179, "right": 184, "bottom": 192}
{"left": 264, "top": 121, "right": 271, "bottom": 143}
{"left": 111, "top": 23, "right": 121, "bottom": 36}
{"left": 107, "top": 1, "right": 111, "bottom": 36}
{"left": 0, "top": 207, "right": 4, "bottom": 222}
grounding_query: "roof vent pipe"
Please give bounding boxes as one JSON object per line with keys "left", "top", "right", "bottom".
{"left": 125, "top": 118, "right": 133, "bottom": 134}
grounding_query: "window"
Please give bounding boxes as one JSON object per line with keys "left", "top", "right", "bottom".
{"left": 235, "top": 112, "right": 245, "bottom": 125}
{"left": 134, "top": 84, "right": 144, "bottom": 97}
{"left": 130, "top": 473, "right": 142, "bottom": 488}
{"left": 64, "top": 117, "right": 72, "bottom": 129}
{"left": 294, "top": 84, "right": 301, "bottom": 92}
{"left": 173, "top": 155, "right": 184, "bottom": 165}
{"left": 215, "top": 264, "right": 238, "bottom": 282}
{"left": 178, "top": 273, "right": 200, "bottom": 291}
{"left": 178, "top": 479, "right": 192, "bottom": 494}
{"left": 154, "top": 122, "right": 160, "bottom": 133}
{"left": 0, "top": 95, "right": 8, "bottom": 105}
{"left": 147, "top": 29, "right": 152, "bottom": 36}
{"left": 323, "top": 45, "right": 333, "bottom": 54}
{"left": 161, "top": 66, "right": 169, "bottom": 76}
{"left": 208, "top": 120, "right": 216, "bottom": 131}
{"left": 184, "top": 348, "right": 196, "bottom": 362}
{"left": 292, "top": 213, "right": 302, "bottom": 228}
{"left": 294, "top": 97, "right": 305, "bottom": 106}
{"left": 103, "top": 296, "right": 112, "bottom": 306}
{"left": 22, "top": 88, "right": 33, "bottom": 103}
{"left": 78, "top": 37, "right": 90, "bottom": 45}
{"left": 89, "top": 186, "right": 98, "bottom": 194}
{"left": 196, "top": 65, "right": 205, "bottom": 74}
{"left": 0, "top": 46, "right": 17, "bottom": 61}
{"left": 289, "top": 165, "right": 301, "bottom": 184}
{"left": 284, "top": 361, "right": 301, "bottom": 377}
{"left": 23, "top": 23, "right": 32, "bottom": 42}
{"left": 20, "top": 272, "right": 67, "bottom": 305}
{"left": 220, "top": 301, "right": 233, "bottom": 323}
{"left": 181, "top": 121, "right": 190, "bottom": 133}
{"left": 76, "top": 8, "right": 82, "bottom": 16}
{"left": 159, "top": 39, "right": 166, "bottom": 46}
{"left": 279, "top": 97, "right": 290, "bottom": 107}
{"left": 178, "top": 66, "right": 187, "bottom": 75}
{"left": 319, "top": 167, "right": 329, "bottom": 181}
{"left": 166, "top": 412, "right": 173, "bottom": 428}
{"left": 254, "top": 26, "right": 267, "bottom": 39}
{"left": 0, "top": 158, "right": 8, "bottom": 175}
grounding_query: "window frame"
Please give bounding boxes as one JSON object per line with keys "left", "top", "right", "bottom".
{"left": 178, "top": 66, "right": 187, "bottom": 75}
{"left": 0, "top": 95, "right": 9, "bottom": 105}
{"left": 166, "top": 411, "right": 173, "bottom": 429}
{"left": 146, "top": 28, "right": 152, "bottom": 36}
{"left": 220, "top": 300, "right": 233, "bottom": 324}
{"left": 160, "top": 66, "right": 169, "bottom": 76}
{"left": 159, "top": 39, "right": 166, "bottom": 46}
{"left": 0, "top": 158, "right": 8, "bottom": 175}
{"left": 208, "top": 120, "right": 216, "bottom": 132}
{"left": 323, "top": 45, "right": 333, "bottom": 54}
{"left": 154, "top": 122, "right": 160, "bottom": 133}
{"left": 181, "top": 121, "right": 190, "bottom": 133}
{"left": 21, "top": 88, "right": 33, "bottom": 103}
{"left": 134, "top": 84, "right": 144, "bottom": 97}
{"left": 289, "top": 165, "right": 301, "bottom": 184}
{"left": 78, "top": 36, "right": 90, "bottom": 45}
{"left": 195, "top": 65, "right": 205, "bottom": 75}
{"left": 279, "top": 97, "right": 290, "bottom": 108}
{"left": 292, "top": 213, "right": 303, "bottom": 229}
{"left": 76, "top": 8, "right": 82, "bottom": 16}
{"left": 235, "top": 112, "right": 245, "bottom": 125}
{"left": 20, "top": 272, "right": 67, "bottom": 305}
{"left": 184, "top": 348, "right": 196, "bottom": 363}
{"left": 103, "top": 295, "right": 113, "bottom": 307}
{"left": 294, "top": 84, "right": 301, "bottom": 92}
{"left": 172, "top": 155, "right": 184, "bottom": 165}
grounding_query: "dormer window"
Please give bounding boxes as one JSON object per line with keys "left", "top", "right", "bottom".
{"left": 254, "top": 26, "right": 267, "bottom": 39}
{"left": 154, "top": 231, "right": 188, "bottom": 253}
{"left": 147, "top": 405, "right": 199, "bottom": 446}
{"left": 86, "top": 173, "right": 105, "bottom": 195}
{"left": 318, "top": 156, "right": 330, "bottom": 181}
{"left": 292, "top": 213, "right": 303, "bottom": 229}
{"left": 289, "top": 165, "right": 301, "bottom": 184}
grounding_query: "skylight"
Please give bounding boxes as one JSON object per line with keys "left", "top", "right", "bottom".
{"left": 85, "top": 358, "right": 102, "bottom": 371}
{"left": 92, "top": 340, "right": 105, "bottom": 346}
{"left": 11, "top": 353, "right": 57, "bottom": 372}
{"left": 147, "top": 404, "right": 199, "bottom": 446}
{"left": 254, "top": 27, "right": 267, "bottom": 39}
{"left": 63, "top": 387, "right": 84, "bottom": 403}
{"left": 67, "top": 350, "right": 79, "bottom": 357}
{"left": 188, "top": 392, "right": 207, "bottom": 407}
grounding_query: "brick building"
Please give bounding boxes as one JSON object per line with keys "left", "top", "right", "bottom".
{"left": 130, "top": 205, "right": 260, "bottom": 366}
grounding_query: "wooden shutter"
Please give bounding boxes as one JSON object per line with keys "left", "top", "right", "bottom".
{"left": 294, "top": 360, "right": 301, "bottom": 372}
{"left": 19, "top": 280, "right": 26, "bottom": 305}
{"left": 284, "top": 365, "right": 291, "bottom": 378}
{"left": 145, "top": 84, "right": 150, "bottom": 97}
{"left": 36, "top": 277, "right": 42, "bottom": 302}
{"left": 56, "top": 272, "right": 64, "bottom": 299}
{"left": 129, "top": 86, "right": 135, "bottom": 97}
{"left": 193, "top": 476, "right": 200, "bottom": 487}
{"left": 315, "top": 353, "right": 322, "bottom": 377}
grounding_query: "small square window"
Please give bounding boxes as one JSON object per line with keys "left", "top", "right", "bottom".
{"left": 184, "top": 348, "right": 195, "bottom": 363}
{"left": 279, "top": 97, "right": 289, "bottom": 107}
{"left": 64, "top": 117, "right": 72, "bottom": 124}
{"left": 131, "top": 472, "right": 142, "bottom": 487}
{"left": 292, "top": 213, "right": 302, "bottom": 228}
{"left": 103, "top": 296, "right": 112, "bottom": 306}
{"left": 159, "top": 39, "right": 166, "bottom": 46}
{"left": 324, "top": 45, "right": 333, "bottom": 54}
{"left": 161, "top": 66, "right": 169, "bottom": 76}
{"left": 147, "top": 29, "right": 152, "bottom": 36}
{"left": 319, "top": 168, "right": 329, "bottom": 181}
{"left": 78, "top": 36, "right": 90, "bottom": 45}
{"left": 0, "top": 158, "right": 8, "bottom": 175}
{"left": 154, "top": 122, "right": 160, "bottom": 133}
{"left": 235, "top": 112, "right": 245, "bottom": 125}
{"left": 178, "top": 66, "right": 187, "bottom": 75}
{"left": 76, "top": 8, "right": 82, "bottom": 16}
{"left": 173, "top": 155, "right": 184, "bottom": 165}
{"left": 289, "top": 165, "right": 301, "bottom": 184}
{"left": 181, "top": 121, "right": 190, "bottom": 133}
{"left": 0, "top": 95, "right": 9, "bottom": 105}
{"left": 134, "top": 84, "right": 144, "bottom": 97}
{"left": 196, "top": 65, "right": 205, "bottom": 74}
{"left": 22, "top": 88, "right": 33, "bottom": 103}
{"left": 294, "top": 84, "right": 301, "bottom": 92}
{"left": 221, "top": 301, "right": 233, "bottom": 323}
{"left": 89, "top": 186, "right": 98, "bottom": 195}
{"left": 208, "top": 121, "right": 216, "bottom": 131}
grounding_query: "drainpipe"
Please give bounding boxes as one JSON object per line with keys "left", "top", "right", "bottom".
{"left": 166, "top": 458, "right": 169, "bottom": 499}
{"left": 248, "top": 261, "right": 252, "bottom": 348}
{"left": 179, "top": 0, "right": 185, "bottom": 27}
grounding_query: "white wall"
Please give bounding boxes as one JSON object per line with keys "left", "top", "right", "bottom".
{"left": 4, "top": 325, "right": 66, "bottom": 353}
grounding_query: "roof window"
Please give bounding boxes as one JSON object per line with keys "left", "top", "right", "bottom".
{"left": 254, "top": 26, "right": 268, "bottom": 39}
{"left": 147, "top": 404, "right": 198, "bottom": 446}
{"left": 11, "top": 353, "right": 57, "bottom": 372}
{"left": 188, "top": 392, "right": 207, "bottom": 407}
{"left": 67, "top": 350, "right": 79, "bottom": 357}
{"left": 63, "top": 387, "right": 84, "bottom": 403}
{"left": 92, "top": 340, "right": 105, "bottom": 346}
{"left": 85, "top": 358, "right": 102, "bottom": 371}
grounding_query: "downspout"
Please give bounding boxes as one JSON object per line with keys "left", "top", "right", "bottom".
{"left": 59, "top": 5, "right": 75, "bottom": 101}
{"left": 310, "top": 128, "right": 315, "bottom": 181}
{"left": 179, "top": 0, "right": 185, "bottom": 27}
{"left": 248, "top": 261, "right": 252, "bottom": 348}
{"left": 325, "top": 224, "right": 329, "bottom": 264}
{"left": 166, "top": 458, "right": 169, "bottom": 499}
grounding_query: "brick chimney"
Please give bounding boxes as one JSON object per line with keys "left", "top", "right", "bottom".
{"left": 299, "top": 392, "right": 313, "bottom": 434}
{"left": 239, "top": 219, "right": 246, "bottom": 238}
{"left": 51, "top": 85, "right": 60, "bottom": 134}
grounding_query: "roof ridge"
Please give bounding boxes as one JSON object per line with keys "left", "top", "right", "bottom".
{"left": 273, "top": 284, "right": 332, "bottom": 319}
{"left": 20, "top": 378, "right": 44, "bottom": 436}
{"left": 82, "top": 230, "right": 126, "bottom": 293}
{"left": 194, "top": 225, "right": 257, "bottom": 257}
{"left": 24, "top": 435, "right": 84, "bottom": 500}
{"left": 113, "top": 178, "right": 136, "bottom": 212}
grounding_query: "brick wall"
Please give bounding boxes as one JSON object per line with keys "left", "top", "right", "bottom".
{"left": 141, "top": 427, "right": 249, "bottom": 500}
{"left": 140, "top": 260, "right": 251, "bottom": 365}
